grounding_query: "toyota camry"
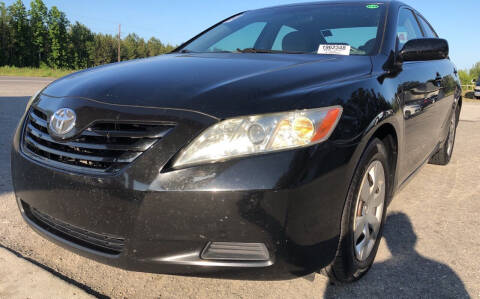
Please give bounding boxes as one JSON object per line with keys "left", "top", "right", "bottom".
{"left": 11, "top": 0, "right": 461, "bottom": 282}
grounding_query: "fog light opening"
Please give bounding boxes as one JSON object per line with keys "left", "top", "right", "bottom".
{"left": 201, "top": 242, "right": 270, "bottom": 261}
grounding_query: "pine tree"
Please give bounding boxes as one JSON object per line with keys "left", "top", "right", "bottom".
{"left": 8, "top": 0, "right": 30, "bottom": 67}
{"left": 29, "top": 0, "right": 48, "bottom": 67}
{"left": 69, "top": 21, "right": 94, "bottom": 69}
{"left": 0, "top": 2, "right": 10, "bottom": 65}
{"left": 47, "top": 6, "right": 69, "bottom": 68}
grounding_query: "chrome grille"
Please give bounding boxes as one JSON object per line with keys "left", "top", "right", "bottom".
{"left": 22, "top": 107, "right": 175, "bottom": 173}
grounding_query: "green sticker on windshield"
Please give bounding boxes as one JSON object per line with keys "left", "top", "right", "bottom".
{"left": 366, "top": 4, "right": 380, "bottom": 9}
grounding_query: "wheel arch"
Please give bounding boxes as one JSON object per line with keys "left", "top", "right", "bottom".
{"left": 368, "top": 123, "right": 399, "bottom": 203}
{"left": 348, "top": 117, "right": 401, "bottom": 205}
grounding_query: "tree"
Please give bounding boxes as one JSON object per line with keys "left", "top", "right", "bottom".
{"left": 69, "top": 21, "right": 94, "bottom": 69}
{"left": 91, "top": 33, "right": 116, "bottom": 66}
{"left": 122, "top": 33, "right": 140, "bottom": 60}
{"left": 8, "top": 0, "right": 30, "bottom": 66}
{"left": 0, "top": 2, "right": 10, "bottom": 65}
{"left": 458, "top": 70, "right": 471, "bottom": 86}
{"left": 146, "top": 37, "right": 161, "bottom": 56}
{"left": 0, "top": 1, "right": 177, "bottom": 70}
{"left": 469, "top": 62, "right": 480, "bottom": 82}
{"left": 29, "top": 0, "right": 48, "bottom": 67}
{"left": 47, "top": 6, "right": 69, "bottom": 68}
{"left": 137, "top": 37, "right": 147, "bottom": 58}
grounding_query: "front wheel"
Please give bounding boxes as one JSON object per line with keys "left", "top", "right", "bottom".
{"left": 429, "top": 107, "right": 458, "bottom": 165}
{"left": 322, "top": 138, "right": 390, "bottom": 283}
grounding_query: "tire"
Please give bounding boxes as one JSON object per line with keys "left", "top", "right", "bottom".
{"left": 429, "top": 106, "right": 458, "bottom": 166}
{"left": 322, "top": 138, "right": 390, "bottom": 284}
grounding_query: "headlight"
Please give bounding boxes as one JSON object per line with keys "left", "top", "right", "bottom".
{"left": 173, "top": 106, "right": 342, "bottom": 168}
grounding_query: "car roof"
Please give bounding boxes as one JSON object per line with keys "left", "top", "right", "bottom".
{"left": 254, "top": 0, "right": 405, "bottom": 11}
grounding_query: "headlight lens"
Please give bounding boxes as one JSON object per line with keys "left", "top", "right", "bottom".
{"left": 173, "top": 106, "right": 342, "bottom": 168}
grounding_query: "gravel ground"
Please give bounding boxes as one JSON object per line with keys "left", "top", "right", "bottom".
{"left": 0, "top": 77, "right": 478, "bottom": 298}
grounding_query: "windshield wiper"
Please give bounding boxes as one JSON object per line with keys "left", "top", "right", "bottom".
{"left": 236, "top": 48, "right": 305, "bottom": 54}
{"left": 179, "top": 49, "right": 234, "bottom": 54}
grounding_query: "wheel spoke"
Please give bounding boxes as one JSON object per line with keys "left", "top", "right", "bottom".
{"left": 373, "top": 163, "right": 380, "bottom": 186}
{"left": 360, "top": 226, "right": 371, "bottom": 260}
{"left": 360, "top": 177, "right": 372, "bottom": 202}
{"left": 354, "top": 216, "right": 366, "bottom": 241}
{"left": 371, "top": 181, "right": 385, "bottom": 207}
{"left": 355, "top": 223, "right": 368, "bottom": 257}
{"left": 366, "top": 213, "right": 381, "bottom": 239}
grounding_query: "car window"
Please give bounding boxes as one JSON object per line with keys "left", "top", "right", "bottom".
{"left": 417, "top": 15, "right": 438, "bottom": 38}
{"left": 272, "top": 25, "right": 297, "bottom": 51}
{"left": 208, "top": 22, "right": 267, "bottom": 52}
{"left": 324, "top": 27, "right": 378, "bottom": 50}
{"left": 182, "top": 4, "right": 386, "bottom": 56}
{"left": 397, "top": 8, "right": 423, "bottom": 49}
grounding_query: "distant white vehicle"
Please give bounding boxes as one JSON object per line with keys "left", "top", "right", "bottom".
{"left": 404, "top": 104, "right": 422, "bottom": 118}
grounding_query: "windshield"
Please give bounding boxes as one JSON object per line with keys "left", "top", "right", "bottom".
{"left": 179, "top": 3, "right": 386, "bottom": 56}
{"left": 477, "top": 80, "right": 480, "bottom": 86}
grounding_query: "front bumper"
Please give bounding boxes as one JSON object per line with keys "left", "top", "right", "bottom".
{"left": 11, "top": 100, "right": 358, "bottom": 280}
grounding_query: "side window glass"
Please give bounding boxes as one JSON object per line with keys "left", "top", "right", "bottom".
{"left": 397, "top": 9, "right": 423, "bottom": 49}
{"left": 209, "top": 22, "right": 267, "bottom": 52}
{"left": 417, "top": 15, "right": 438, "bottom": 38}
{"left": 272, "top": 26, "right": 297, "bottom": 50}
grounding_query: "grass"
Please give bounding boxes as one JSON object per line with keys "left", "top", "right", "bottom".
{"left": 0, "top": 66, "right": 75, "bottom": 78}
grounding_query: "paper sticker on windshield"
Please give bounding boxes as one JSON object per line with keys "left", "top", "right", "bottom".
{"left": 398, "top": 32, "right": 408, "bottom": 44}
{"left": 317, "top": 44, "right": 351, "bottom": 56}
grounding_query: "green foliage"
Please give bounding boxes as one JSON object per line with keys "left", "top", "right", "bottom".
{"left": 458, "top": 70, "right": 471, "bottom": 86}
{"left": 469, "top": 62, "right": 480, "bottom": 82}
{"left": 29, "top": 0, "right": 48, "bottom": 67}
{"left": 0, "top": 2, "right": 10, "bottom": 65}
{"left": 69, "top": 22, "right": 94, "bottom": 69}
{"left": 459, "top": 62, "right": 480, "bottom": 86}
{"left": 0, "top": 0, "right": 176, "bottom": 70}
{"left": 47, "top": 6, "right": 69, "bottom": 68}
{"left": 8, "top": 0, "right": 30, "bottom": 66}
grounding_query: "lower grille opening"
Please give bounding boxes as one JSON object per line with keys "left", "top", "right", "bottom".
{"left": 22, "top": 201, "right": 125, "bottom": 255}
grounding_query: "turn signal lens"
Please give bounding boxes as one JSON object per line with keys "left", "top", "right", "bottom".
{"left": 312, "top": 108, "right": 342, "bottom": 142}
{"left": 173, "top": 106, "right": 343, "bottom": 168}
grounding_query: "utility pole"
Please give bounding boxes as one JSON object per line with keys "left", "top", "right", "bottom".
{"left": 117, "top": 24, "right": 121, "bottom": 62}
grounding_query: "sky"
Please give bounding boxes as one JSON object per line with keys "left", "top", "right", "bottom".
{"left": 4, "top": 0, "right": 479, "bottom": 70}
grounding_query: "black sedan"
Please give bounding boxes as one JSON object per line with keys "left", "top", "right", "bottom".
{"left": 11, "top": 0, "right": 461, "bottom": 282}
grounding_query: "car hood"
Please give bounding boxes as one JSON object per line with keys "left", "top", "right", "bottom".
{"left": 42, "top": 53, "right": 372, "bottom": 119}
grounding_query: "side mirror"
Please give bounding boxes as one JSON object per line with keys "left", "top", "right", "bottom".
{"left": 398, "top": 38, "right": 449, "bottom": 62}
